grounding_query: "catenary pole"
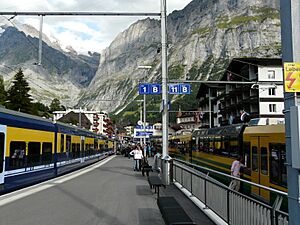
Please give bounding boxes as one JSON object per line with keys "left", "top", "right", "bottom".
{"left": 161, "top": 0, "right": 169, "bottom": 184}
{"left": 38, "top": 15, "right": 43, "bottom": 65}
{"left": 280, "top": 1, "right": 300, "bottom": 225}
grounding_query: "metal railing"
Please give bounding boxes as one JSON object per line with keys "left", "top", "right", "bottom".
{"left": 171, "top": 159, "right": 289, "bottom": 225}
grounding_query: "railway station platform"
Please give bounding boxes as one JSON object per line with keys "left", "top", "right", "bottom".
{"left": 0, "top": 155, "right": 214, "bottom": 225}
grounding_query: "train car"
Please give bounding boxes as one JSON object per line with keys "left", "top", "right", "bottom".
{"left": 0, "top": 108, "right": 110, "bottom": 194}
{"left": 243, "top": 124, "right": 286, "bottom": 200}
{"left": 169, "top": 123, "right": 287, "bottom": 202}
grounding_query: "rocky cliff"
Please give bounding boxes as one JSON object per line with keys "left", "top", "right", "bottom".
{"left": 80, "top": 0, "right": 281, "bottom": 115}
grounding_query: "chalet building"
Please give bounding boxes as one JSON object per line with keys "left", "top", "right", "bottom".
{"left": 175, "top": 110, "right": 201, "bottom": 131}
{"left": 196, "top": 58, "right": 284, "bottom": 127}
{"left": 53, "top": 109, "right": 110, "bottom": 135}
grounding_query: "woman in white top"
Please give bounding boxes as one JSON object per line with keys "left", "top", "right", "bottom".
{"left": 130, "top": 146, "right": 143, "bottom": 171}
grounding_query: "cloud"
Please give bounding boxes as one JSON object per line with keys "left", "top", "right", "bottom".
{"left": 0, "top": 0, "right": 192, "bottom": 54}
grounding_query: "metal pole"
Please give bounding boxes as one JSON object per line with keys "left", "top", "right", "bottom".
{"left": 140, "top": 103, "right": 143, "bottom": 146}
{"left": 161, "top": 0, "right": 169, "bottom": 184}
{"left": 143, "top": 93, "right": 146, "bottom": 153}
{"left": 38, "top": 15, "right": 43, "bottom": 65}
{"left": 208, "top": 88, "right": 212, "bottom": 128}
{"left": 280, "top": 1, "right": 300, "bottom": 224}
{"left": 79, "top": 107, "right": 82, "bottom": 128}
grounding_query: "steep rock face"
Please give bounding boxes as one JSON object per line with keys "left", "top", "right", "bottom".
{"left": 81, "top": 0, "right": 281, "bottom": 112}
{"left": 0, "top": 22, "right": 99, "bottom": 107}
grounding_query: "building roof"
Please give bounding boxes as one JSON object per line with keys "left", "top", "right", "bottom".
{"left": 57, "top": 111, "right": 92, "bottom": 130}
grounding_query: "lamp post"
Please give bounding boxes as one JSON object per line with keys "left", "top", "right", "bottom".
{"left": 138, "top": 65, "right": 152, "bottom": 156}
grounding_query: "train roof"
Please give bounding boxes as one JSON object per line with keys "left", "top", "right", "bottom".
{"left": 55, "top": 121, "right": 105, "bottom": 139}
{"left": 192, "top": 124, "right": 246, "bottom": 137}
{"left": 0, "top": 107, "right": 55, "bottom": 132}
{"left": 244, "top": 124, "right": 285, "bottom": 135}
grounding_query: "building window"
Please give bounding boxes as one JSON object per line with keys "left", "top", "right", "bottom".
{"left": 269, "top": 104, "right": 277, "bottom": 112}
{"left": 269, "top": 88, "right": 276, "bottom": 96}
{"left": 268, "top": 70, "right": 275, "bottom": 79}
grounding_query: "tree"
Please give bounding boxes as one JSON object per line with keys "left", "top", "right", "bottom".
{"left": 49, "top": 98, "right": 62, "bottom": 112}
{"left": 6, "top": 68, "right": 32, "bottom": 113}
{"left": 0, "top": 75, "right": 7, "bottom": 105}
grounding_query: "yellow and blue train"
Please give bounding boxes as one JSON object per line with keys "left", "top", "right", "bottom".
{"left": 0, "top": 107, "right": 115, "bottom": 194}
{"left": 169, "top": 123, "right": 287, "bottom": 202}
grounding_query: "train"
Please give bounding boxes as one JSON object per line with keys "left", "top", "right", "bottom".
{"left": 0, "top": 107, "right": 116, "bottom": 194}
{"left": 169, "top": 122, "right": 287, "bottom": 202}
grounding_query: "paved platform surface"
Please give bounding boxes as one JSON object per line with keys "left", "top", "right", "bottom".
{"left": 0, "top": 155, "right": 215, "bottom": 225}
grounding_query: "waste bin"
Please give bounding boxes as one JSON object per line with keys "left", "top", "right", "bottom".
{"left": 161, "top": 155, "right": 173, "bottom": 185}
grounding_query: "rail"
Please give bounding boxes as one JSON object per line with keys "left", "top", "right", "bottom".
{"left": 169, "top": 158, "right": 289, "bottom": 225}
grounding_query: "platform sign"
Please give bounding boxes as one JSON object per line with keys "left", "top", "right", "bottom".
{"left": 284, "top": 62, "right": 300, "bottom": 92}
{"left": 180, "top": 84, "right": 191, "bottom": 94}
{"left": 168, "top": 84, "right": 191, "bottom": 94}
{"left": 149, "top": 84, "right": 161, "bottom": 94}
{"left": 139, "top": 84, "right": 150, "bottom": 94}
{"left": 168, "top": 84, "right": 180, "bottom": 94}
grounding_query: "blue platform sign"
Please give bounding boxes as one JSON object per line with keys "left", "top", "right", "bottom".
{"left": 149, "top": 84, "right": 161, "bottom": 94}
{"left": 168, "top": 84, "right": 180, "bottom": 94}
{"left": 168, "top": 84, "right": 191, "bottom": 94}
{"left": 139, "top": 84, "right": 150, "bottom": 94}
{"left": 180, "top": 84, "right": 191, "bottom": 94}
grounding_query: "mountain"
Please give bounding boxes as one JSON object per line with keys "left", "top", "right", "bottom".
{"left": 0, "top": 18, "right": 100, "bottom": 107}
{"left": 79, "top": 0, "right": 281, "bottom": 122}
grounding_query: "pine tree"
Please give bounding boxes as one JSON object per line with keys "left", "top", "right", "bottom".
{"left": 49, "top": 98, "right": 62, "bottom": 112}
{"left": 0, "top": 75, "right": 7, "bottom": 106}
{"left": 7, "top": 68, "right": 32, "bottom": 113}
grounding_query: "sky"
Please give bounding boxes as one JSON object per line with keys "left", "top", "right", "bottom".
{"left": 0, "top": 0, "right": 193, "bottom": 55}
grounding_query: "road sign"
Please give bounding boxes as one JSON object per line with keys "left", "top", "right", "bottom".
{"left": 284, "top": 62, "right": 300, "bottom": 92}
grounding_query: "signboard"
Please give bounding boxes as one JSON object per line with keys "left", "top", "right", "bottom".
{"left": 139, "top": 83, "right": 191, "bottom": 95}
{"left": 139, "top": 83, "right": 161, "bottom": 94}
{"left": 168, "top": 84, "right": 191, "bottom": 94}
{"left": 139, "top": 84, "right": 150, "bottom": 94}
{"left": 284, "top": 62, "right": 300, "bottom": 92}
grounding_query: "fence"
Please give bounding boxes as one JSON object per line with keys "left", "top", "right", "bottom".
{"left": 171, "top": 159, "right": 289, "bottom": 225}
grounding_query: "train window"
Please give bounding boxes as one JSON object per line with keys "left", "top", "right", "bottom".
{"left": 71, "top": 143, "right": 76, "bottom": 158}
{"left": 28, "top": 142, "right": 41, "bottom": 166}
{"left": 261, "top": 147, "right": 268, "bottom": 175}
{"left": 94, "top": 139, "right": 98, "bottom": 150}
{"left": 243, "top": 142, "right": 251, "bottom": 168}
{"left": 60, "top": 134, "right": 65, "bottom": 153}
{"left": 270, "top": 144, "right": 287, "bottom": 187}
{"left": 252, "top": 146, "right": 258, "bottom": 172}
{"left": 0, "top": 133, "right": 4, "bottom": 173}
{"left": 9, "top": 141, "right": 26, "bottom": 170}
{"left": 280, "top": 147, "right": 287, "bottom": 186}
{"left": 66, "top": 135, "right": 71, "bottom": 153}
{"left": 42, "top": 143, "right": 52, "bottom": 163}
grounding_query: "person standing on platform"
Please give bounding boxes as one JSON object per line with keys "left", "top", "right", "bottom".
{"left": 130, "top": 145, "right": 143, "bottom": 171}
{"left": 229, "top": 156, "right": 244, "bottom": 191}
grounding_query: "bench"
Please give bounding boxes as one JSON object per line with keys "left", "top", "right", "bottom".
{"left": 157, "top": 197, "right": 196, "bottom": 225}
{"left": 148, "top": 175, "right": 166, "bottom": 197}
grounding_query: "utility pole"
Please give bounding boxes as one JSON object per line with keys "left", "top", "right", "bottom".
{"left": 38, "top": 15, "right": 43, "bottom": 65}
{"left": 161, "top": 0, "right": 169, "bottom": 185}
{"left": 138, "top": 65, "right": 152, "bottom": 155}
{"left": 280, "top": 1, "right": 300, "bottom": 224}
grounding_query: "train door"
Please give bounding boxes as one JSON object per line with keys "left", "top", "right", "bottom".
{"left": 0, "top": 125, "right": 7, "bottom": 184}
{"left": 251, "top": 136, "right": 270, "bottom": 201}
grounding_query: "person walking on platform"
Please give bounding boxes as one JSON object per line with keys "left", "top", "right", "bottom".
{"left": 130, "top": 145, "right": 143, "bottom": 171}
{"left": 229, "top": 156, "right": 244, "bottom": 191}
